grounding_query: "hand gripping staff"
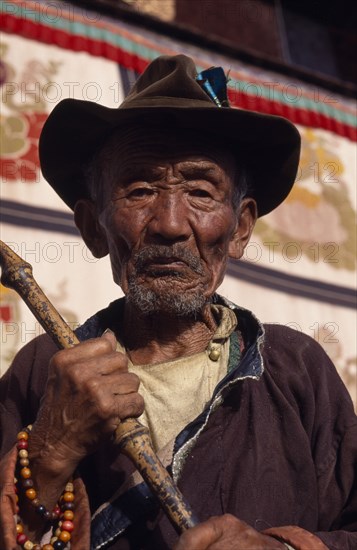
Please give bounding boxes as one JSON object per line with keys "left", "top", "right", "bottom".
{"left": 0, "top": 240, "right": 199, "bottom": 533}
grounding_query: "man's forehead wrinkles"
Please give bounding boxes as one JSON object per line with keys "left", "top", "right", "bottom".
{"left": 104, "top": 151, "right": 229, "bottom": 178}
{"left": 99, "top": 129, "right": 237, "bottom": 187}
{"left": 109, "top": 161, "right": 226, "bottom": 186}
{"left": 177, "top": 160, "right": 222, "bottom": 172}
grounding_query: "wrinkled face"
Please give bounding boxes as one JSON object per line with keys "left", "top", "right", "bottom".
{"left": 76, "top": 127, "right": 256, "bottom": 316}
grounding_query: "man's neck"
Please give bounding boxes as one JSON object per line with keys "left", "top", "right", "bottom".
{"left": 119, "top": 302, "right": 217, "bottom": 365}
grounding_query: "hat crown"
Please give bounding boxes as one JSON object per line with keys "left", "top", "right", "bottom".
{"left": 121, "top": 54, "right": 214, "bottom": 108}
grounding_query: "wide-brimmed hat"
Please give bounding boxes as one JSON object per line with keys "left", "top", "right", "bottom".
{"left": 39, "top": 54, "right": 300, "bottom": 216}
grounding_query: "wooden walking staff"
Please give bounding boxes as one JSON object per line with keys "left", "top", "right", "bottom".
{"left": 0, "top": 239, "right": 199, "bottom": 533}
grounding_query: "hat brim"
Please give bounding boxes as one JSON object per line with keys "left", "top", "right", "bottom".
{"left": 39, "top": 98, "right": 301, "bottom": 216}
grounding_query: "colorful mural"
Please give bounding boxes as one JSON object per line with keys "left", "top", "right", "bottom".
{"left": 255, "top": 128, "right": 356, "bottom": 272}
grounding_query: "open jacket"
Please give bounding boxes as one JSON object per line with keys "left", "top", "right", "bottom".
{"left": 1, "top": 297, "right": 356, "bottom": 550}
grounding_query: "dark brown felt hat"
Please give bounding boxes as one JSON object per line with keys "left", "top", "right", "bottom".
{"left": 39, "top": 54, "right": 301, "bottom": 216}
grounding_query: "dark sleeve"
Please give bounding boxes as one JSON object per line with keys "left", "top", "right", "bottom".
{"left": 264, "top": 325, "right": 357, "bottom": 550}
{"left": 0, "top": 334, "right": 58, "bottom": 456}
{"left": 310, "top": 344, "right": 357, "bottom": 550}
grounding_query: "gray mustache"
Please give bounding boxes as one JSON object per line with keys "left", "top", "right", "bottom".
{"left": 133, "top": 245, "right": 205, "bottom": 275}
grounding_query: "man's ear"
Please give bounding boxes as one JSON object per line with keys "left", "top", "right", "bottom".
{"left": 74, "top": 199, "right": 109, "bottom": 258}
{"left": 228, "top": 198, "right": 257, "bottom": 260}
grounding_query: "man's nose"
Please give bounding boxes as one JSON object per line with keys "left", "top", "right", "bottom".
{"left": 147, "top": 193, "right": 191, "bottom": 242}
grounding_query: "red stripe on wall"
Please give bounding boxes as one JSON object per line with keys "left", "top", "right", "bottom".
{"left": 0, "top": 13, "right": 150, "bottom": 71}
{"left": 228, "top": 90, "right": 357, "bottom": 141}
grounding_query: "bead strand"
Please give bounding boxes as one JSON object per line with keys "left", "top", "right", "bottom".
{"left": 14, "top": 426, "right": 75, "bottom": 550}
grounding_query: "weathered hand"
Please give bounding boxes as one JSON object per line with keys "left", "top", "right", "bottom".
{"left": 173, "top": 515, "right": 287, "bottom": 550}
{"left": 28, "top": 330, "right": 144, "bottom": 484}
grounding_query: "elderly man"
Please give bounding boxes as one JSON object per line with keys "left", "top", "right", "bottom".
{"left": 0, "top": 55, "right": 356, "bottom": 550}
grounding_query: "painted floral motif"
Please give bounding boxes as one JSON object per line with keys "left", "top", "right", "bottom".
{"left": 255, "top": 128, "right": 356, "bottom": 270}
{"left": 1, "top": 111, "right": 48, "bottom": 182}
{"left": 0, "top": 43, "right": 59, "bottom": 183}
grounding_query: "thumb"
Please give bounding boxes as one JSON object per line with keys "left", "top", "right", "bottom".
{"left": 102, "top": 328, "right": 117, "bottom": 350}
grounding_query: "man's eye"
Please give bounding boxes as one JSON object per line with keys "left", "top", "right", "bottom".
{"left": 128, "top": 188, "right": 153, "bottom": 198}
{"left": 190, "top": 189, "right": 212, "bottom": 199}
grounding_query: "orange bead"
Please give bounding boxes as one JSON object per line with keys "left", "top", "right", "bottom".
{"left": 63, "top": 491, "right": 74, "bottom": 502}
{"left": 63, "top": 510, "right": 74, "bottom": 521}
{"left": 20, "top": 467, "right": 31, "bottom": 479}
{"left": 25, "top": 488, "right": 37, "bottom": 500}
{"left": 16, "top": 523, "right": 23, "bottom": 533}
{"left": 17, "top": 431, "right": 29, "bottom": 441}
{"left": 59, "top": 531, "right": 71, "bottom": 543}
{"left": 42, "top": 545, "right": 54, "bottom": 550}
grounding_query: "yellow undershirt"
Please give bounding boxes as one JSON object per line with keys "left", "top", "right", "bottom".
{"left": 116, "top": 305, "right": 237, "bottom": 452}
